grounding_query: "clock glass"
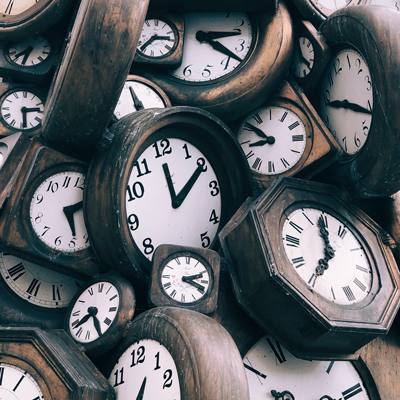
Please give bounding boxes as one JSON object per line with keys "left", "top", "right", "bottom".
{"left": 319, "top": 48, "right": 373, "bottom": 156}
{"left": 126, "top": 137, "right": 222, "bottom": 260}
{"left": 0, "top": 252, "right": 84, "bottom": 308}
{"left": 109, "top": 339, "right": 181, "bottom": 399}
{"left": 282, "top": 207, "right": 372, "bottom": 304}
{"left": 167, "top": 12, "right": 253, "bottom": 83}
{"left": 243, "top": 334, "right": 371, "bottom": 400}
{"left": 29, "top": 171, "right": 90, "bottom": 253}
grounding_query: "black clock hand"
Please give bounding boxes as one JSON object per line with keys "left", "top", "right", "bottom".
{"left": 92, "top": 313, "right": 102, "bottom": 337}
{"left": 21, "top": 107, "right": 41, "bottom": 113}
{"left": 129, "top": 86, "right": 144, "bottom": 110}
{"left": 73, "top": 306, "right": 98, "bottom": 329}
{"left": 196, "top": 30, "right": 241, "bottom": 41}
{"left": 136, "top": 376, "right": 147, "bottom": 400}
{"left": 245, "top": 122, "right": 276, "bottom": 144}
{"left": 181, "top": 276, "right": 205, "bottom": 292}
{"left": 316, "top": 215, "right": 335, "bottom": 276}
{"left": 13, "top": 45, "right": 33, "bottom": 65}
{"left": 183, "top": 273, "right": 203, "bottom": 280}
{"left": 195, "top": 31, "right": 243, "bottom": 63}
{"left": 249, "top": 139, "right": 275, "bottom": 147}
{"left": 63, "top": 201, "right": 83, "bottom": 237}
{"left": 140, "top": 35, "right": 172, "bottom": 51}
{"left": 326, "top": 99, "right": 372, "bottom": 115}
{"left": 271, "top": 389, "right": 295, "bottom": 400}
{"left": 296, "top": 41, "right": 312, "bottom": 69}
{"left": 163, "top": 161, "right": 205, "bottom": 209}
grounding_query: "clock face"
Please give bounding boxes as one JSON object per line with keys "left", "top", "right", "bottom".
{"left": 0, "top": 89, "right": 44, "bottom": 131}
{"left": 290, "top": 37, "right": 314, "bottom": 79}
{"left": 369, "top": 0, "right": 400, "bottom": 10}
{"left": 0, "top": 363, "right": 44, "bottom": 400}
{"left": 137, "top": 18, "right": 176, "bottom": 58}
{"left": 319, "top": 48, "right": 373, "bottom": 156}
{"left": 243, "top": 334, "right": 371, "bottom": 400}
{"left": 0, "top": 253, "right": 84, "bottom": 308}
{"left": 68, "top": 281, "right": 119, "bottom": 343}
{"left": 161, "top": 254, "right": 211, "bottom": 304}
{"left": 29, "top": 171, "right": 90, "bottom": 253}
{"left": 237, "top": 106, "right": 307, "bottom": 176}
{"left": 113, "top": 80, "right": 167, "bottom": 120}
{"left": 109, "top": 339, "right": 181, "bottom": 399}
{"left": 282, "top": 207, "right": 372, "bottom": 304}
{"left": 7, "top": 36, "right": 51, "bottom": 66}
{"left": 126, "top": 137, "right": 222, "bottom": 260}
{"left": 313, "top": 0, "right": 351, "bottom": 11}
{"left": 0, "top": 0, "right": 37, "bottom": 15}
{"left": 167, "top": 12, "right": 253, "bottom": 83}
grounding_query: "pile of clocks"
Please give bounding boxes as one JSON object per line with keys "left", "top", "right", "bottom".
{"left": 0, "top": 0, "right": 400, "bottom": 398}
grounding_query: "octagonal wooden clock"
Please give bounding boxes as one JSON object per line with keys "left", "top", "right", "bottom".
{"left": 219, "top": 177, "right": 400, "bottom": 360}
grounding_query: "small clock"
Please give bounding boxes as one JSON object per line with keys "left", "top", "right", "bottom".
{"left": 111, "top": 75, "right": 171, "bottom": 122}
{"left": 148, "top": 244, "right": 221, "bottom": 314}
{"left": 133, "top": 10, "right": 184, "bottom": 67}
{"left": 100, "top": 306, "right": 250, "bottom": 400}
{"left": 233, "top": 78, "right": 342, "bottom": 187}
{"left": 316, "top": 5, "right": 400, "bottom": 198}
{"left": 290, "top": 20, "right": 331, "bottom": 93}
{"left": 139, "top": 3, "right": 293, "bottom": 122}
{"left": 0, "top": 136, "right": 102, "bottom": 279}
{"left": 65, "top": 272, "right": 135, "bottom": 357}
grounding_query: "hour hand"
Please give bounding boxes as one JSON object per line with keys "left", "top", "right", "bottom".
{"left": 136, "top": 377, "right": 147, "bottom": 400}
{"left": 195, "top": 31, "right": 242, "bottom": 62}
{"left": 63, "top": 201, "right": 83, "bottom": 237}
{"left": 196, "top": 30, "right": 241, "bottom": 41}
{"left": 245, "top": 123, "right": 275, "bottom": 144}
{"left": 326, "top": 99, "right": 372, "bottom": 114}
{"left": 181, "top": 275, "right": 205, "bottom": 292}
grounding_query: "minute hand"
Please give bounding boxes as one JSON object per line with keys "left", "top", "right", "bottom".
{"left": 326, "top": 99, "right": 372, "bottom": 114}
{"left": 196, "top": 30, "right": 241, "bottom": 41}
{"left": 195, "top": 32, "right": 242, "bottom": 63}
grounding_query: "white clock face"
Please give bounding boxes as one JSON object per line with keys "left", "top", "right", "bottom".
{"left": 0, "top": 0, "right": 37, "bottom": 15}
{"left": 126, "top": 138, "right": 222, "bottom": 260}
{"left": 113, "top": 80, "right": 166, "bottom": 120}
{"left": 369, "top": 0, "right": 399, "bottom": 10}
{"left": 243, "top": 335, "right": 371, "bottom": 400}
{"left": 29, "top": 171, "right": 90, "bottom": 253}
{"left": 69, "top": 281, "right": 119, "bottom": 343}
{"left": 282, "top": 207, "right": 372, "bottom": 304}
{"left": 167, "top": 12, "right": 253, "bottom": 82}
{"left": 1, "top": 90, "right": 44, "bottom": 131}
{"left": 320, "top": 48, "right": 373, "bottom": 155}
{"left": 8, "top": 36, "right": 51, "bottom": 66}
{"left": 314, "top": 0, "right": 351, "bottom": 10}
{"left": 290, "top": 37, "right": 314, "bottom": 79}
{"left": 109, "top": 339, "right": 181, "bottom": 399}
{"left": 237, "top": 106, "right": 307, "bottom": 176}
{"left": 137, "top": 19, "right": 176, "bottom": 58}
{"left": 0, "top": 363, "right": 44, "bottom": 400}
{"left": 0, "top": 253, "right": 84, "bottom": 308}
{"left": 161, "top": 255, "right": 211, "bottom": 303}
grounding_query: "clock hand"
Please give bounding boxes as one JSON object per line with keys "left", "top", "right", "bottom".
{"left": 196, "top": 30, "right": 241, "bottom": 41}
{"left": 295, "top": 41, "right": 311, "bottom": 69}
{"left": 245, "top": 122, "right": 276, "bottom": 144}
{"left": 326, "top": 99, "right": 372, "bottom": 114}
{"left": 271, "top": 389, "right": 295, "bottom": 400}
{"left": 181, "top": 276, "right": 205, "bottom": 292}
{"left": 129, "top": 86, "right": 144, "bottom": 110}
{"left": 73, "top": 306, "right": 99, "bottom": 330}
{"left": 21, "top": 107, "right": 41, "bottom": 113}
{"left": 249, "top": 139, "right": 275, "bottom": 147}
{"left": 195, "top": 31, "right": 243, "bottom": 63}
{"left": 139, "top": 35, "right": 172, "bottom": 51}
{"left": 136, "top": 376, "right": 147, "bottom": 400}
{"left": 13, "top": 45, "right": 33, "bottom": 65}
{"left": 92, "top": 312, "right": 102, "bottom": 337}
{"left": 162, "top": 161, "right": 205, "bottom": 209}
{"left": 316, "top": 215, "right": 335, "bottom": 276}
{"left": 63, "top": 201, "right": 83, "bottom": 237}
{"left": 183, "top": 273, "right": 203, "bottom": 280}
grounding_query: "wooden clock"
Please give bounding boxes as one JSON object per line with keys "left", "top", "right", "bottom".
{"left": 0, "top": 132, "right": 31, "bottom": 208}
{"left": 133, "top": 10, "right": 184, "bottom": 68}
{"left": 316, "top": 5, "right": 400, "bottom": 198}
{"left": 219, "top": 177, "right": 400, "bottom": 360}
{"left": 135, "top": 2, "right": 293, "bottom": 122}
{"left": 99, "top": 306, "right": 250, "bottom": 400}
{"left": 65, "top": 272, "right": 136, "bottom": 357}
{"left": 148, "top": 244, "right": 221, "bottom": 314}
{"left": 0, "top": 327, "right": 114, "bottom": 399}
{"left": 41, "top": 0, "right": 150, "bottom": 159}
{"left": 232, "top": 77, "right": 342, "bottom": 188}
{"left": 0, "top": 136, "right": 102, "bottom": 279}
{"left": 84, "top": 106, "right": 252, "bottom": 284}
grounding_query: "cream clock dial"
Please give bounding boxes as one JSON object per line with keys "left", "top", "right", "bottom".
{"left": 0, "top": 0, "right": 36, "bottom": 15}
{"left": 167, "top": 12, "right": 253, "bottom": 83}
{"left": 237, "top": 106, "right": 307, "bottom": 175}
{"left": 68, "top": 281, "right": 119, "bottom": 343}
{"left": 0, "top": 253, "right": 83, "bottom": 308}
{"left": 243, "top": 334, "right": 372, "bottom": 400}
{"left": 110, "top": 339, "right": 181, "bottom": 399}
{"left": 282, "top": 207, "right": 372, "bottom": 304}
{"left": 319, "top": 48, "right": 373, "bottom": 156}
{"left": 126, "top": 138, "right": 222, "bottom": 260}
{"left": 290, "top": 36, "right": 314, "bottom": 79}
{"left": 8, "top": 36, "right": 51, "bottom": 66}
{"left": 29, "top": 171, "right": 90, "bottom": 253}
{"left": 161, "top": 255, "right": 211, "bottom": 304}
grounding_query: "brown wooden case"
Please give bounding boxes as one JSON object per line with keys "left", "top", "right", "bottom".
{"left": 219, "top": 177, "right": 400, "bottom": 360}
{"left": 0, "top": 137, "right": 102, "bottom": 279}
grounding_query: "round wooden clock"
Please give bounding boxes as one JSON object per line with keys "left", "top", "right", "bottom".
{"left": 219, "top": 177, "right": 400, "bottom": 360}
{"left": 316, "top": 5, "right": 400, "bottom": 198}
{"left": 136, "top": 2, "right": 293, "bottom": 122}
{"left": 65, "top": 272, "right": 136, "bottom": 357}
{"left": 84, "top": 106, "right": 252, "bottom": 284}
{"left": 100, "top": 306, "right": 250, "bottom": 400}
